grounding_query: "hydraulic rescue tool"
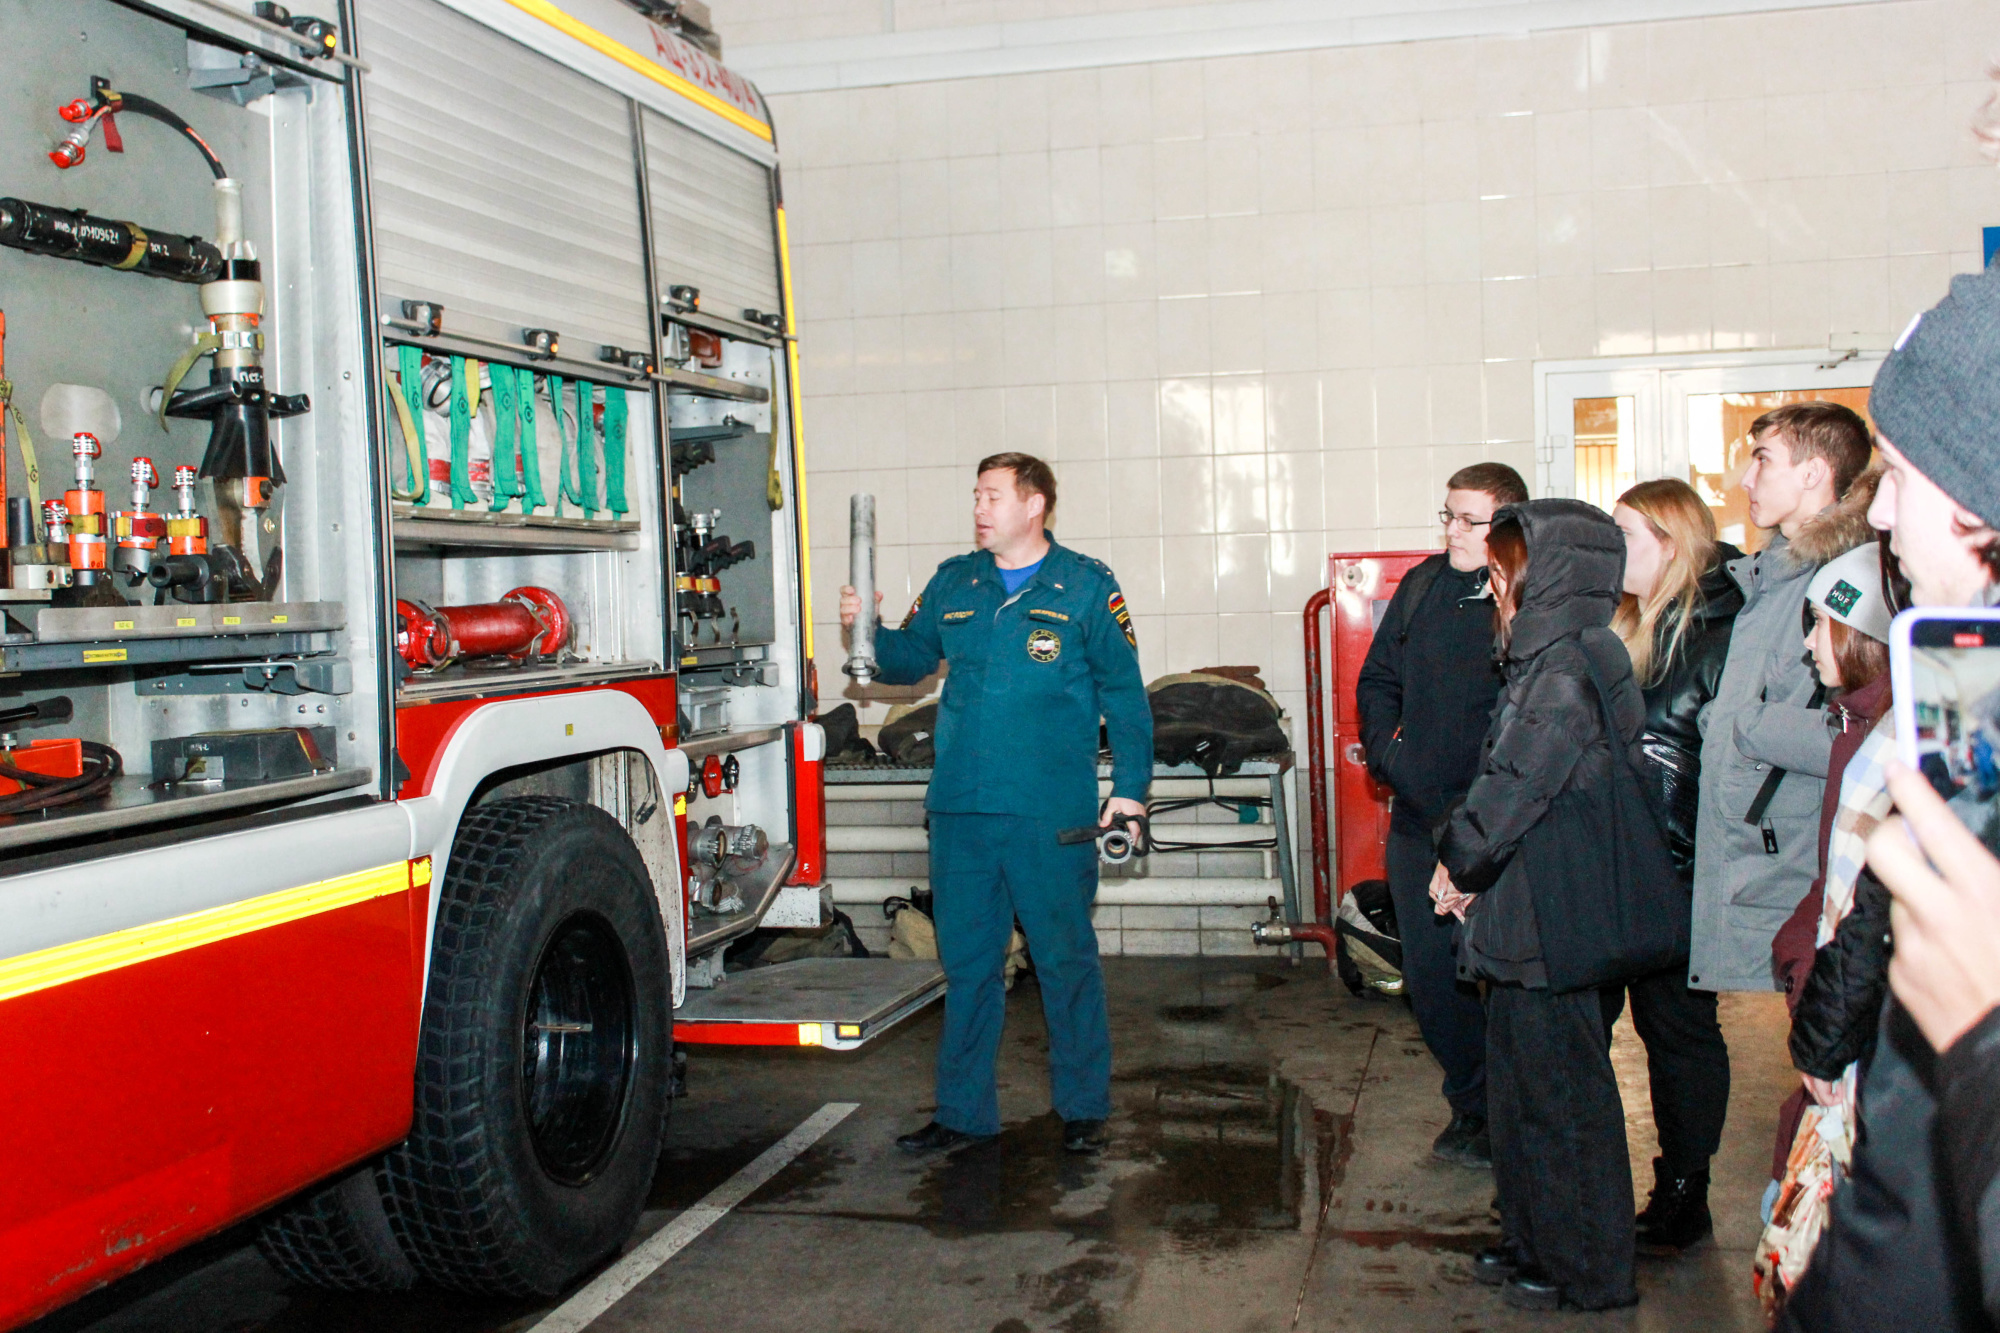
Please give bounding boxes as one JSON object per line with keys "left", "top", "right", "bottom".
{"left": 393, "top": 586, "right": 572, "bottom": 671}
{"left": 844, "top": 492, "right": 877, "bottom": 684}
{"left": 673, "top": 505, "right": 754, "bottom": 633}
{"left": 0, "top": 198, "right": 224, "bottom": 284}
{"left": 62, "top": 432, "right": 109, "bottom": 589}
{"left": 166, "top": 465, "right": 207, "bottom": 555}
{"left": 33, "top": 76, "right": 308, "bottom": 601}
{"left": 666, "top": 420, "right": 757, "bottom": 642}
{"left": 111, "top": 457, "right": 165, "bottom": 582}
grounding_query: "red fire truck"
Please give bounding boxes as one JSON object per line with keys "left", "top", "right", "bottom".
{"left": 0, "top": 2, "right": 939, "bottom": 1324}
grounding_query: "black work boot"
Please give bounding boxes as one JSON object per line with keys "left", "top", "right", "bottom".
{"left": 1635, "top": 1156, "right": 1713, "bottom": 1254}
{"left": 1062, "top": 1119, "right": 1109, "bottom": 1155}
{"left": 1431, "top": 1112, "right": 1492, "bottom": 1168}
{"left": 896, "top": 1121, "right": 996, "bottom": 1155}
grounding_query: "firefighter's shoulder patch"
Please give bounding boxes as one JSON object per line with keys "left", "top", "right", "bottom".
{"left": 901, "top": 593, "right": 923, "bottom": 629}
{"left": 1108, "top": 589, "right": 1135, "bottom": 648}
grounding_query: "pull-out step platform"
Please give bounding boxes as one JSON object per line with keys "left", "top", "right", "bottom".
{"left": 675, "top": 958, "right": 946, "bottom": 1050}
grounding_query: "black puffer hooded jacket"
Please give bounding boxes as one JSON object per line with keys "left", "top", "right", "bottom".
{"left": 1437, "top": 500, "right": 1648, "bottom": 990}
{"left": 1636, "top": 547, "right": 1745, "bottom": 883}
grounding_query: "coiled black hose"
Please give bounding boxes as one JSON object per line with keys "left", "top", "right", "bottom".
{"left": 0, "top": 740, "right": 122, "bottom": 815}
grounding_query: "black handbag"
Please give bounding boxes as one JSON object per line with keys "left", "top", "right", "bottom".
{"left": 1522, "top": 653, "right": 1689, "bottom": 994}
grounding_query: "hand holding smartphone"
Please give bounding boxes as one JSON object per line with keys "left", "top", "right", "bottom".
{"left": 1878, "top": 608, "right": 2000, "bottom": 1051}
{"left": 1890, "top": 607, "right": 2000, "bottom": 856}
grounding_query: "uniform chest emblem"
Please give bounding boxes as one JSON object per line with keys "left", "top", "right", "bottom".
{"left": 1026, "top": 626, "right": 1062, "bottom": 662}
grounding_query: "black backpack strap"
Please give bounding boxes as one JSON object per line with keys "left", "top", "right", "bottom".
{"left": 1741, "top": 682, "right": 1830, "bottom": 828}
{"left": 1577, "top": 647, "right": 1669, "bottom": 838}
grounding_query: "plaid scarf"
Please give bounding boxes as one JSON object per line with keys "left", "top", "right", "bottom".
{"left": 1818, "top": 716, "right": 1896, "bottom": 946}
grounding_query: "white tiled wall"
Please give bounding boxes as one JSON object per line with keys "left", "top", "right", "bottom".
{"left": 766, "top": 0, "right": 1999, "bottom": 744}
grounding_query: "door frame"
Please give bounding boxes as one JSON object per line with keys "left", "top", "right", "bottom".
{"left": 1534, "top": 348, "right": 1886, "bottom": 501}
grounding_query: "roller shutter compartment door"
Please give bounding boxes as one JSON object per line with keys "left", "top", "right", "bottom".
{"left": 642, "top": 108, "right": 782, "bottom": 326}
{"left": 355, "top": 0, "right": 650, "bottom": 353}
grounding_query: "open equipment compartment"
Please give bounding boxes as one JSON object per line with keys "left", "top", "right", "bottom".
{"left": 0, "top": 0, "right": 383, "bottom": 853}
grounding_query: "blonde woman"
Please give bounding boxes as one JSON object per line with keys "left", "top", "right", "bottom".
{"left": 1605, "top": 479, "right": 1745, "bottom": 1256}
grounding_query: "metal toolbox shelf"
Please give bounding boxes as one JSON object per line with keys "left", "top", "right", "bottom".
{"left": 396, "top": 659, "right": 664, "bottom": 704}
{"left": 0, "top": 630, "right": 341, "bottom": 674}
{"left": 14, "top": 601, "right": 343, "bottom": 643}
{"left": 392, "top": 506, "right": 642, "bottom": 554}
{"left": 0, "top": 767, "right": 373, "bottom": 852}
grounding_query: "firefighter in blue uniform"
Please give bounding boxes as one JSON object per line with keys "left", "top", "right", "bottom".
{"left": 841, "top": 452, "right": 1152, "bottom": 1155}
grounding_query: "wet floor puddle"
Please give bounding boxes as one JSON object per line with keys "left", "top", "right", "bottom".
{"left": 757, "top": 969, "right": 1345, "bottom": 1253}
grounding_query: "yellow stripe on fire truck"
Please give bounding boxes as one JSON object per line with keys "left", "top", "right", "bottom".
{"left": 0, "top": 859, "right": 427, "bottom": 1005}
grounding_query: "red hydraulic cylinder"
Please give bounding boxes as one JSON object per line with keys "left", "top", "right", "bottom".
{"left": 395, "top": 586, "right": 571, "bottom": 670}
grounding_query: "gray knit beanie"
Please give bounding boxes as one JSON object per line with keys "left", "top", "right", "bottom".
{"left": 1871, "top": 262, "right": 2000, "bottom": 530}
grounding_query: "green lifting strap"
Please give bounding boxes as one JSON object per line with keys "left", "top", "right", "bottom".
{"left": 395, "top": 344, "right": 428, "bottom": 504}
{"left": 447, "top": 355, "right": 478, "bottom": 509}
{"left": 551, "top": 374, "right": 579, "bottom": 517}
{"left": 576, "top": 380, "right": 599, "bottom": 520}
{"left": 602, "top": 386, "right": 629, "bottom": 517}
{"left": 519, "top": 372, "right": 548, "bottom": 510}
{"left": 488, "top": 363, "right": 522, "bottom": 512}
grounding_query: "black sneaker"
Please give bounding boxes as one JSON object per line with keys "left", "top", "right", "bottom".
{"left": 1636, "top": 1157, "right": 1713, "bottom": 1254}
{"left": 1062, "top": 1118, "right": 1109, "bottom": 1155}
{"left": 1471, "top": 1246, "right": 1521, "bottom": 1287}
{"left": 895, "top": 1121, "right": 996, "bottom": 1155}
{"left": 1501, "top": 1264, "right": 1639, "bottom": 1312}
{"left": 1431, "top": 1112, "right": 1492, "bottom": 1168}
{"left": 1501, "top": 1265, "right": 1564, "bottom": 1311}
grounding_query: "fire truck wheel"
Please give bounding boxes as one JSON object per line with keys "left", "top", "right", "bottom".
{"left": 382, "top": 796, "right": 671, "bottom": 1296}
{"left": 255, "top": 1164, "right": 418, "bottom": 1291}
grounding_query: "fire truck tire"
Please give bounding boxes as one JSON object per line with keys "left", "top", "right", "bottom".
{"left": 255, "top": 1163, "right": 418, "bottom": 1291}
{"left": 381, "top": 796, "right": 670, "bottom": 1296}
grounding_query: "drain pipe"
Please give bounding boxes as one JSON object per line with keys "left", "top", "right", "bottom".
{"left": 1249, "top": 586, "right": 1341, "bottom": 968}
{"left": 1302, "top": 586, "right": 1333, "bottom": 927}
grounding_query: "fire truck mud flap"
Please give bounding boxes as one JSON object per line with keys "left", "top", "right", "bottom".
{"left": 674, "top": 958, "right": 946, "bottom": 1050}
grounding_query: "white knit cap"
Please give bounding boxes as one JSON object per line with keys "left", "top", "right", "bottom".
{"left": 1806, "top": 543, "right": 1894, "bottom": 644}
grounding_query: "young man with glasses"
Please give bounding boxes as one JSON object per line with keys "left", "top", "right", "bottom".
{"left": 1356, "top": 461, "right": 1529, "bottom": 1166}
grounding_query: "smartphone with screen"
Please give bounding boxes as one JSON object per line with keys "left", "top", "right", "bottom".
{"left": 1890, "top": 606, "right": 2000, "bottom": 855}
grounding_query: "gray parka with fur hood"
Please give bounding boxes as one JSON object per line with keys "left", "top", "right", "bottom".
{"left": 1688, "top": 469, "right": 1881, "bottom": 993}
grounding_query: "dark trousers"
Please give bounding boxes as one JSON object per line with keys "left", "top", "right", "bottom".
{"left": 1386, "top": 825, "right": 1487, "bottom": 1118}
{"left": 1488, "top": 984, "right": 1637, "bottom": 1310}
{"left": 1601, "top": 966, "right": 1730, "bottom": 1176}
{"left": 928, "top": 812, "right": 1111, "bottom": 1137}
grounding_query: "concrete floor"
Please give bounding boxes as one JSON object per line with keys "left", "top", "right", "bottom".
{"left": 36, "top": 957, "right": 1791, "bottom": 1333}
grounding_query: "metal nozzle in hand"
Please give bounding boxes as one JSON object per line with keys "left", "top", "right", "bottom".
{"left": 1057, "top": 812, "right": 1150, "bottom": 865}
{"left": 843, "top": 492, "right": 878, "bottom": 684}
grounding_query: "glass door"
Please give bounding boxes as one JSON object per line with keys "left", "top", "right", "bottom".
{"left": 1538, "top": 352, "right": 1882, "bottom": 542}
{"left": 1537, "top": 367, "right": 1659, "bottom": 508}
